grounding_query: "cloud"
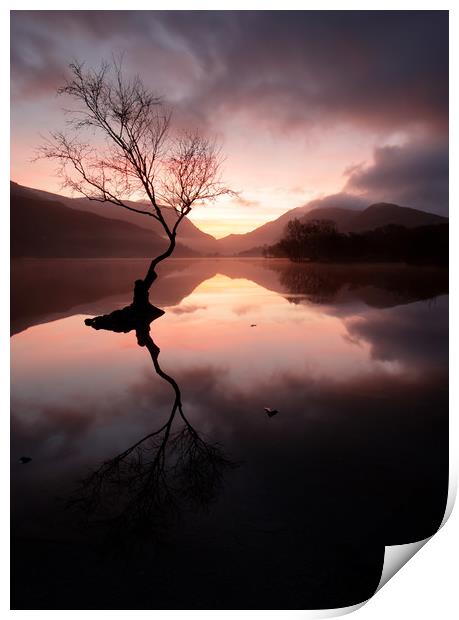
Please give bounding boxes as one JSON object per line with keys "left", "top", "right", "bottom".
{"left": 232, "top": 303, "right": 257, "bottom": 316}
{"left": 168, "top": 303, "right": 207, "bottom": 315}
{"left": 11, "top": 11, "right": 448, "bottom": 136}
{"left": 10, "top": 19, "right": 69, "bottom": 99}
{"left": 303, "top": 192, "right": 368, "bottom": 212}
{"left": 344, "top": 137, "right": 449, "bottom": 215}
{"left": 11, "top": 405, "right": 94, "bottom": 461}
{"left": 233, "top": 196, "right": 260, "bottom": 208}
{"left": 10, "top": 11, "right": 448, "bottom": 224}
{"left": 344, "top": 295, "right": 448, "bottom": 371}
{"left": 172, "top": 11, "right": 448, "bottom": 133}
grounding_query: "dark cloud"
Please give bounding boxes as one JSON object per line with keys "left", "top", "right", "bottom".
{"left": 11, "top": 11, "right": 448, "bottom": 217}
{"left": 11, "top": 404, "right": 93, "bottom": 461}
{"left": 344, "top": 137, "right": 449, "bottom": 215}
{"left": 10, "top": 19, "right": 69, "bottom": 99}
{"left": 11, "top": 11, "right": 448, "bottom": 134}
{"left": 344, "top": 295, "right": 448, "bottom": 371}
{"left": 304, "top": 192, "right": 368, "bottom": 212}
{"left": 158, "top": 11, "right": 448, "bottom": 133}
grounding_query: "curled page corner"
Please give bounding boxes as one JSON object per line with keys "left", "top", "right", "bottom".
{"left": 376, "top": 472, "right": 457, "bottom": 593}
{"left": 440, "top": 471, "right": 457, "bottom": 528}
{"left": 305, "top": 477, "right": 458, "bottom": 618}
{"left": 377, "top": 538, "right": 431, "bottom": 592}
{"left": 300, "top": 601, "right": 368, "bottom": 618}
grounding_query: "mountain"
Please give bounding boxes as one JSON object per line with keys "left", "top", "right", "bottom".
{"left": 216, "top": 205, "right": 311, "bottom": 255}
{"left": 339, "top": 203, "right": 447, "bottom": 232}
{"left": 11, "top": 185, "right": 198, "bottom": 258}
{"left": 11, "top": 182, "right": 220, "bottom": 255}
{"left": 216, "top": 202, "right": 448, "bottom": 255}
{"left": 11, "top": 182, "right": 448, "bottom": 258}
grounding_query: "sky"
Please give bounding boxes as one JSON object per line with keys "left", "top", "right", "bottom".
{"left": 10, "top": 10, "right": 449, "bottom": 238}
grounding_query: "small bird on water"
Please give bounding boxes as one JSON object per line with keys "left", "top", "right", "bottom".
{"left": 19, "top": 456, "right": 32, "bottom": 464}
{"left": 264, "top": 407, "right": 279, "bottom": 418}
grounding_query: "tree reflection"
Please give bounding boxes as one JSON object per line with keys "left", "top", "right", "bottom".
{"left": 272, "top": 262, "right": 449, "bottom": 306}
{"left": 70, "top": 298, "right": 235, "bottom": 539}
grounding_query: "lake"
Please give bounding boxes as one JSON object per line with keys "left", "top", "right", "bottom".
{"left": 11, "top": 258, "right": 448, "bottom": 609}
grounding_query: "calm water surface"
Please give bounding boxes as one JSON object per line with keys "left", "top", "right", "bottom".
{"left": 11, "top": 259, "right": 448, "bottom": 609}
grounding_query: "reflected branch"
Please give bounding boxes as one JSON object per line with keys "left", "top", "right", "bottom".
{"left": 70, "top": 304, "right": 235, "bottom": 538}
{"left": 271, "top": 262, "right": 449, "bottom": 307}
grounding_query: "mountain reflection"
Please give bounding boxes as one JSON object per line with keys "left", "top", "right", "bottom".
{"left": 71, "top": 306, "right": 235, "bottom": 540}
{"left": 272, "top": 261, "right": 448, "bottom": 307}
{"left": 11, "top": 258, "right": 448, "bottom": 335}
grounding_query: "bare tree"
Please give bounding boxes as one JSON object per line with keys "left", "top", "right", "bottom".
{"left": 71, "top": 313, "right": 235, "bottom": 540}
{"left": 38, "top": 60, "right": 233, "bottom": 296}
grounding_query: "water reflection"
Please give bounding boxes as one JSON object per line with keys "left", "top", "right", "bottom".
{"left": 271, "top": 261, "right": 448, "bottom": 307}
{"left": 72, "top": 308, "right": 234, "bottom": 540}
{"left": 11, "top": 258, "right": 448, "bottom": 335}
{"left": 11, "top": 259, "right": 448, "bottom": 609}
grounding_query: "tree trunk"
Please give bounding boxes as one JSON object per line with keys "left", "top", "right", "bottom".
{"left": 135, "top": 233, "right": 177, "bottom": 302}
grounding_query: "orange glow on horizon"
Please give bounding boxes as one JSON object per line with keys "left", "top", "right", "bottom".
{"left": 187, "top": 215, "right": 271, "bottom": 238}
{"left": 11, "top": 274, "right": 403, "bottom": 394}
{"left": 11, "top": 118, "right": 372, "bottom": 238}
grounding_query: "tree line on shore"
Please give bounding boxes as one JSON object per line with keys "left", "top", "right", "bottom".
{"left": 263, "top": 219, "right": 448, "bottom": 264}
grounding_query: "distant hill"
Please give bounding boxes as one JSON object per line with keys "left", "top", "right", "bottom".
{"left": 217, "top": 193, "right": 367, "bottom": 255}
{"left": 337, "top": 203, "right": 447, "bottom": 232}
{"left": 11, "top": 182, "right": 220, "bottom": 255}
{"left": 217, "top": 205, "right": 311, "bottom": 255}
{"left": 11, "top": 186, "right": 197, "bottom": 258}
{"left": 11, "top": 182, "right": 448, "bottom": 258}
{"left": 219, "top": 201, "right": 448, "bottom": 255}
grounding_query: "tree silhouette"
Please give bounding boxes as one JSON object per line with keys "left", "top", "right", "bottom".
{"left": 267, "top": 219, "right": 339, "bottom": 262}
{"left": 70, "top": 307, "right": 235, "bottom": 540}
{"left": 267, "top": 218, "right": 448, "bottom": 265}
{"left": 38, "top": 59, "right": 233, "bottom": 298}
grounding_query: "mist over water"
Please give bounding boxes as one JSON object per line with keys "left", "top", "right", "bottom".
{"left": 11, "top": 258, "right": 448, "bottom": 609}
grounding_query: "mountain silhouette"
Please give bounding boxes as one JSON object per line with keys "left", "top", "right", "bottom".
{"left": 340, "top": 203, "right": 447, "bottom": 232}
{"left": 216, "top": 202, "right": 447, "bottom": 255}
{"left": 11, "top": 182, "right": 219, "bottom": 256}
{"left": 11, "top": 181, "right": 448, "bottom": 257}
{"left": 11, "top": 185, "right": 198, "bottom": 259}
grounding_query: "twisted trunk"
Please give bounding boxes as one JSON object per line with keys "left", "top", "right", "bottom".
{"left": 132, "top": 233, "right": 177, "bottom": 306}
